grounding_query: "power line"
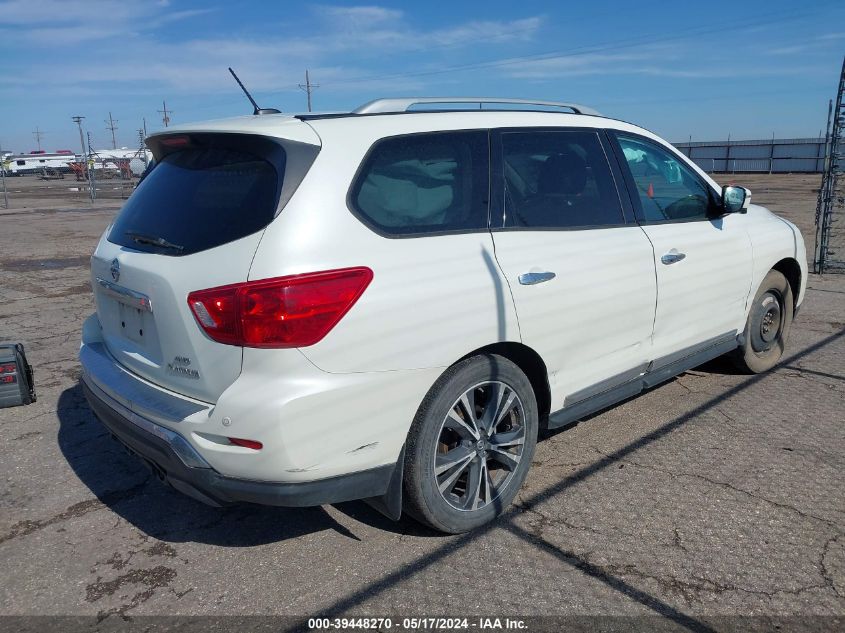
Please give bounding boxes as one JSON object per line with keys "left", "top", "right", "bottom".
{"left": 185, "top": 2, "right": 836, "bottom": 116}
{"left": 316, "top": 5, "right": 831, "bottom": 89}
{"left": 105, "top": 112, "right": 118, "bottom": 149}
{"left": 32, "top": 126, "right": 44, "bottom": 152}
{"left": 158, "top": 100, "right": 172, "bottom": 127}
{"left": 298, "top": 69, "right": 320, "bottom": 112}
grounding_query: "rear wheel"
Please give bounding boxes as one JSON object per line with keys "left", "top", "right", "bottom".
{"left": 732, "top": 270, "right": 794, "bottom": 373}
{"left": 403, "top": 354, "right": 538, "bottom": 533}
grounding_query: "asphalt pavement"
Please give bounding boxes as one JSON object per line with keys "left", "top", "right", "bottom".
{"left": 0, "top": 174, "right": 842, "bottom": 632}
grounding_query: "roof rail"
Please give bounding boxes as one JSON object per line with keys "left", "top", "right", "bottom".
{"left": 353, "top": 97, "right": 602, "bottom": 116}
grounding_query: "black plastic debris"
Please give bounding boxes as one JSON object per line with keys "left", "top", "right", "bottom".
{"left": 0, "top": 343, "right": 36, "bottom": 408}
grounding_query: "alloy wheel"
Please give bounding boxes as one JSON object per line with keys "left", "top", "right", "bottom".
{"left": 433, "top": 381, "right": 526, "bottom": 512}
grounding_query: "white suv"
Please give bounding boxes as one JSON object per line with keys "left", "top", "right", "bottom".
{"left": 80, "top": 98, "right": 807, "bottom": 533}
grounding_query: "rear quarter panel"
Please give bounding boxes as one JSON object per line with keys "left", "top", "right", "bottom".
{"left": 248, "top": 117, "right": 521, "bottom": 373}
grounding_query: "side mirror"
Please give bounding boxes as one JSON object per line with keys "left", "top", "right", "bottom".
{"left": 722, "top": 185, "right": 750, "bottom": 214}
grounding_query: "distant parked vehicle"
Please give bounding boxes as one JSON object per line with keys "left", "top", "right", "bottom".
{"left": 5, "top": 152, "right": 73, "bottom": 175}
{"left": 80, "top": 97, "right": 808, "bottom": 533}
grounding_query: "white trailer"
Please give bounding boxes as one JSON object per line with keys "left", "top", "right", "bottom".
{"left": 3, "top": 152, "right": 75, "bottom": 175}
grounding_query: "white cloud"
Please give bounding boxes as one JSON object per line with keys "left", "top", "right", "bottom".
{"left": 426, "top": 17, "right": 541, "bottom": 48}
{"left": 765, "top": 30, "right": 845, "bottom": 56}
{"left": 499, "top": 51, "right": 659, "bottom": 79}
{"left": 0, "top": 4, "right": 545, "bottom": 97}
{"left": 0, "top": 0, "right": 214, "bottom": 44}
{"left": 496, "top": 47, "right": 821, "bottom": 81}
{"left": 316, "top": 5, "right": 404, "bottom": 27}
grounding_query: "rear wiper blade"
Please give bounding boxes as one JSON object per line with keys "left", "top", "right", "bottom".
{"left": 124, "top": 230, "right": 184, "bottom": 252}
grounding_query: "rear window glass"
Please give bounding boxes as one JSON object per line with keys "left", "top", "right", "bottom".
{"left": 350, "top": 131, "right": 489, "bottom": 236}
{"left": 108, "top": 140, "right": 283, "bottom": 256}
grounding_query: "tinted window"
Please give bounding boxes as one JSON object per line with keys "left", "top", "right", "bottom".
{"left": 351, "top": 131, "right": 488, "bottom": 235}
{"left": 617, "top": 135, "right": 713, "bottom": 222}
{"left": 500, "top": 130, "right": 623, "bottom": 229}
{"left": 109, "top": 139, "right": 283, "bottom": 256}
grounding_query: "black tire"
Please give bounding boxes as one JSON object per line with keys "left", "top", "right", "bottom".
{"left": 403, "top": 354, "right": 538, "bottom": 533}
{"left": 731, "top": 270, "right": 794, "bottom": 374}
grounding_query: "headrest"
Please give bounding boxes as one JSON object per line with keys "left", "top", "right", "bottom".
{"left": 538, "top": 149, "right": 587, "bottom": 196}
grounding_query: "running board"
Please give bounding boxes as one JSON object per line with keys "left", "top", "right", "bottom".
{"left": 547, "top": 332, "right": 739, "bottom": 430}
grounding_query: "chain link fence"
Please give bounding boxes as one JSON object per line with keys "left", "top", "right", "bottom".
{"left": 1, "top": 154, "right": 149, "bottom": 209}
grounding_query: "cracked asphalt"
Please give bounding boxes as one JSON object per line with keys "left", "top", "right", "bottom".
{"left": 0, "top": 174, "right": 843, "bottom": 630}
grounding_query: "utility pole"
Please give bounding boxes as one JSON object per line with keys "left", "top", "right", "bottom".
{"left": 32, "top": 126, "right": 44, "bottom": 152}
{"left": 769, "top": 131, "right": 775, "bottom": 175}
{"left": 0, "top": 140, "right": 8, "bottom": 209}
{"left": 72, "top": 115, "right": 92, "bottom": 198}
{"left": 87, "top": 131, "right": 97, "bottom": 201}
{"left": 726, "top": 132, "right": 732, "bottom": 174}
{"left": 158, "top": 100, "right": 171, "bottom": 127}
{"left": 105, "top": 112, "right": 118, "bottom": 149}
{"left": 298, "top": 70, "right": 319, "bottom": 112}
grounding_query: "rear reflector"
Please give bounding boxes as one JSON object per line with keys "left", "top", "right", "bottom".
{"left": 187, "top": 267, "right": 373, "bottom": 348}
{"left": 227, "top": 437, "right": 263, "bottom": 450}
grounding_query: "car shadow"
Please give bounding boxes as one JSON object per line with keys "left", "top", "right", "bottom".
{"left": 55, "top": 350, "right": 750, "bottom": 545}
{"left": 691, "top": 355, "right": 748, "bottom": 376}
{"left": 57, "top": 383, "right": 425, "bottom": 544}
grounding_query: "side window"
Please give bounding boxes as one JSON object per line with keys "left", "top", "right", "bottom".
{"left": 616, "top": 135, "right": 714, "bottom": 222}
{"left": 500, "top": 130, "right": 623, "bottom": 229}
{"left": 350, "top": 131, "right": 488, "bottom": 236}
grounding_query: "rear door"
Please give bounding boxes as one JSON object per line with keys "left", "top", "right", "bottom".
{"left": 490, "top": 128, "right": 657, "bottom": 411}
{"left": 609, "top": 132, "right": 753, "bottom": 361}
{"left": 91, "top": 131, "right": 319, "bottom": 402}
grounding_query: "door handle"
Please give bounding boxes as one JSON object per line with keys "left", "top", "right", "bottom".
{"left": 518, "top": 271, "right": 556, "bottom": 285}
{"left": 660, "top": 250, "right": 686, "bottom": 265}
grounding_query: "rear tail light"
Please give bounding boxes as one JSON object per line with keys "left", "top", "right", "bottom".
{"left": 160, "top": 135, "right": 191, "bottom": 147}
{"left": 187, "top": 267, "right": 373, "bottom": 348}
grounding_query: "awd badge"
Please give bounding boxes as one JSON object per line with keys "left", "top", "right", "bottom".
{"left": 166, "top": 356, "right": 199, "bottom": 379}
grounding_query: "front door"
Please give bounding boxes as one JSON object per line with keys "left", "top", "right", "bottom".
{"left": 610, "top": 132, "right": 753, "bottom": 361}
{"left": 490, "top": 128, "right": 657, "bottom": 411}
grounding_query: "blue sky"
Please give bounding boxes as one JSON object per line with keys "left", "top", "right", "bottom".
{"left": 1, "top": 0, "right": 843, "bottom": 153}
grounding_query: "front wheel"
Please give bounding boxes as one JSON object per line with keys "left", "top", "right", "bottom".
{"left": 403, "top": 354, "right": 538, "bottom": 533}
{"left": 732, "top": 270, "right": 794, "bottom": 374}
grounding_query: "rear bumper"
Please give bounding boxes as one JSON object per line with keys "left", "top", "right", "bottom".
{"left": 82, "top": 377, "right": 394, "bottom": 507}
